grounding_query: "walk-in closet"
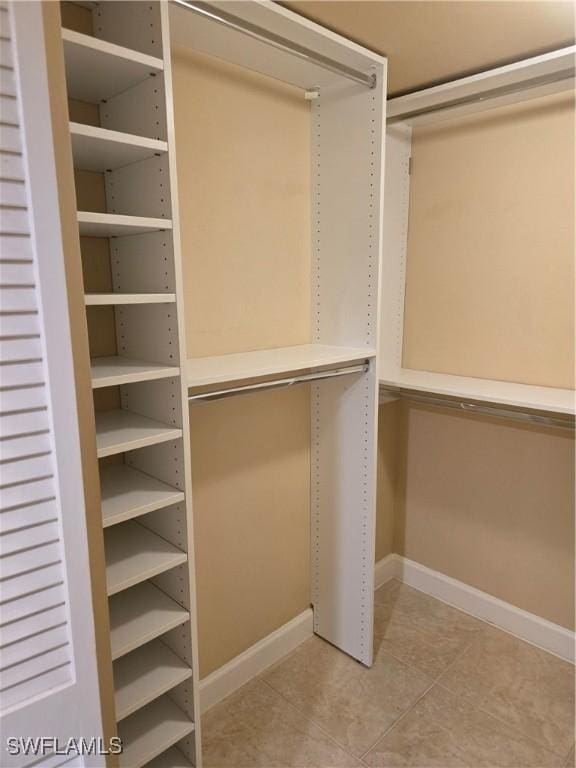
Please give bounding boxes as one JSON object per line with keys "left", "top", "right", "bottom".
{"left": 0, "top": 1, "right": 574, "bottom": 767}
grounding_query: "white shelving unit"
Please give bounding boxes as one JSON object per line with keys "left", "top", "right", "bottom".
{"left": 380, "top": 49, "right": 576, "bottom": 423}
{"left": 61, "top": 3, "right": 202, "bottom": 765}
{"left": 172, "top": 1, "right": 387, "bottom": 672}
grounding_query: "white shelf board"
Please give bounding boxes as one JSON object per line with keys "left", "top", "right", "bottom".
{"left": 117, "top": 695, "right": 194, "bottom": 768}
{"left": 62, "top": 28, "right": 163, "bottom": 102}
{"left": 186, "top": 343, "right": 376, "bottom": 388}
{"left": 105, "top": 520, "right": 187, "bottom": 596}
{"left": 147, "top": 748, "right": 192, "bottom": 768}
{"left": 77, "top": 211, "right": 172, "bottom": 237}
{"left": 91, "top": 356, "right": 180, "bottom": 388}
{"left": 114, "top": 639, "right": 192, "bottom": 721}
{"left": 109, "top": 581, "right": 189, "bottom": 660}
{"left": 380, "top": 368, "right": 576, "bottom": 416}
{"left": 100, "top": 465, "right": 185, "bottom": 528}
{"left": 70, "top": 122, "right": 168, "bottom": 172}
{"left": 95, "top": 410, "right": 182, "bottom": 458}
{"left": 85, "top": 293, "right": 176, "bottom": 306}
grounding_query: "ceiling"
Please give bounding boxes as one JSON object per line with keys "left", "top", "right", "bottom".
{"left": 284, "top": 1, "right": 575, "bottom": 96}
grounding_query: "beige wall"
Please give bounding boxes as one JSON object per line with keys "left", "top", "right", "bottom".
{"left": 403, "top": 92, "right": 575, "bottom": 388}
{"left": 377, "top": 401, "right": 575, "bottom": 631}
{"left": 172, "top": 47, "right": 312, "bottom": 677}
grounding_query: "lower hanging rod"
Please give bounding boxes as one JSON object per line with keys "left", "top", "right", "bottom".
{"left": 189, "top": 362, "right": 370, "bottom": 402}
{"left": 171, "top": 0, "right": 377, "bottom": 89}
{"left": 389, "top": 389, "right": 575, "bottom": 430}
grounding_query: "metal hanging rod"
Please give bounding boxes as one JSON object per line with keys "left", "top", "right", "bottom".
{"left": 171, "top": 0, "right": 377, "bottom": 89}
{"left": 189, "top": 362, "right": 369, "bottom": 402}
{"left": 387, "top": 389, "right": 575, "bottom": 430}
{"left": 387, "top": 68, "right": 575, "bottom": 123}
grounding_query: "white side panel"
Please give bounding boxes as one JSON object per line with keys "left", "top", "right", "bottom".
{"left": 310, "top": 68, "right": 386, "bottom": 666}
{"left": 2, "top": 3, "right": 102, "bottom": 765}
{"left": 379, "top": 122, "right": 411, "bottom": 375}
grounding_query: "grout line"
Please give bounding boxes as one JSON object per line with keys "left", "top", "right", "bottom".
{"left": 258, "top": 677, "right": 363, "bottom": 764}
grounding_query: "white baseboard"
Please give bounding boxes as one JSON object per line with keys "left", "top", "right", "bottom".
{"left": 376, "top": 553, "right": 574, "bottom": 663}
{"left": 200, "top": 555, "right": 574, "bottom": 712}
{"left": 199, "top": 608, "right": 314, "bottom": 712}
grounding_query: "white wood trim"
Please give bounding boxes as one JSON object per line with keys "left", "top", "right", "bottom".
{"left": 199, "top": 609, "right": 314, "bottom": 712}
{"left": 375, "top": 554, "right": 575, "bottom": 663}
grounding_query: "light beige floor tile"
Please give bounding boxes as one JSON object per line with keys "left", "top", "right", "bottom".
{"left": 373, "top": 581, "right": 484, "bottom": 679}
{"left": 439, "top": 626, "right": 575, "bottom": 757}
{"left": 565, "top": 746, "right": 575, "bottom": 767}
{"left": 262, "top": 635, "right": 432, "bottom": 757}
{"left": 202, "top": 678, "right": 361, "bottom": 767}
{"left": 364, "top": 683, "right": 564, "bottom": 767}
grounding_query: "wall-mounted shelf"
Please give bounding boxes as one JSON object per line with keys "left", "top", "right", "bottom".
{"left": 95, "top": 409, "right": 182, "bottom": 458}
{"left": 77, "top": 212, "right": 172, "bottom": 237}
{"left": 114, "top": 640, "right": 192, "bottom": 721}
{"left": 105, "top": 520, "right": 187, "bottom": 596}
{"left": 91, "top": 356, "right": 180, "bottom": 388}
{"left": 186, "top": 343, "right": 375, "bottom": 389}
{"left": 109, "top": 581, "right": 189, "bottom": 660}
{"left": 380, "top": 370, "right": 575, "bottom": 417}
{"left": 85, "top": 293, "right": 176, "bottom": 306}
{"left": 100, "top": 465, "right": 185, "bottom": 528}
{"left": 147, "top": 747, "right": 192, "bottom": 768}
{"left": 69, "top": 122, "right": 168, "bottom": 173}
{"left": 62, "top": 28, "right": 163, "bottom": 102}
{"left": 117, "top": 695, "right": 194, "bottom": 768}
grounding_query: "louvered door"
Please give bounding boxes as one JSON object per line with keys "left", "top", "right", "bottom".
{"left": 1, "top": 3, "right": 102, "bottom": 766}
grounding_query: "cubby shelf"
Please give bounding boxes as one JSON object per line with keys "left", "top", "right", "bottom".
{"left": 85, "top": 293, "right": 176, "bottom": 306}
{"left": 114, "top": 639, "right": 192, "bottom": 721}
{"left": 147, "top": 747, "right": 192, "bottom": 768}
{"left": 77, "top": 211, "right": 172, "bottom": 237}
{"left": 100, "top": 465, "right": 185, "bottom": 528}
{"left": 62, "top": 28, "right": 164, "bottom": 102}
{"left": 117, "top": 695, "right": 194, "bottom": 768}
{"left": 69, "top": 122, "right": 168, "bottom": 173}
{"left": 109, "top": 581, "right": 189, "bottom": 660}
{"left": 186, "top": 343, "right": 376, "bottom": 388}
{"left": 95, "top": 409, "right": 182, "bottom": 458}
{"left": 105, "top": 520, "right": 187, "bottom": 596}
{"left": 91, "top": 356, "right": 180, "bottom": 389}
{"left": 379, "top": 368, "right": 576, "bottom": 416}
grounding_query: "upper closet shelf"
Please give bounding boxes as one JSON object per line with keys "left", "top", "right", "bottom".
{"left": 77, "top": 212, "right": 172, "bottom": 237}
{"left": 186, "top": 344, "right": 375, "bottom": 388}
{"left": 91, "top": 356, "right": 180, "bottom": 388}
{"left": 70, "top": 123, "right": 168, "bottom": 173}
{"left": 62, "top": 29, "right": 163, "bottom": 102}
{"left": 95, "top": 409, "right": 182, "bottom": 458}
{"left": 85, "top": 293, "right": 176, "bottom": 306}
{"left": 380, "top": 369, "right": 576, "bottom": 416}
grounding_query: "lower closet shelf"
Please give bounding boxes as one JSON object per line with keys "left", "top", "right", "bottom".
{"left": 147, "top": 747, "right": 192, "bottom": 768}
{"left": 105, "top": 521, "right": 187, "bottom": 596}
{"left": 109, "top": 581, "right": 189, "bottom": 660}
{"left": 95, "top": 409, "right": 182, "bottom": 458}
{"left": 117, "top": 695, "right": 194, "bottom": 768}
{"left": 114, "top": 639, "right": 192, "bottom": 721}
{"left": 100, "top": 465, "right": 185, "bottom": 528}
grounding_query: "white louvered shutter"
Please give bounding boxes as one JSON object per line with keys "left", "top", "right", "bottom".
{"left": 1, "top": 3, "right": 102, "bottom": 766}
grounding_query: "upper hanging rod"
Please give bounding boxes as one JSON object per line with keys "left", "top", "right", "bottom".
{"left": 385, "top": 389, "right": 575, "bottom": 431}
{"left": 189, "top": 362, "right": 369, "bottom": 402}
{"left": 387, "top": 68, "right": 575, "bottom": 123}
{"left": 171, "top": 0, "right": 377, "bottom": 89}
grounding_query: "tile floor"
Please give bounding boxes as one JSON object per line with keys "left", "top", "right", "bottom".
{"left": 202, "top": 580, "right": 575, "bottom": 768}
